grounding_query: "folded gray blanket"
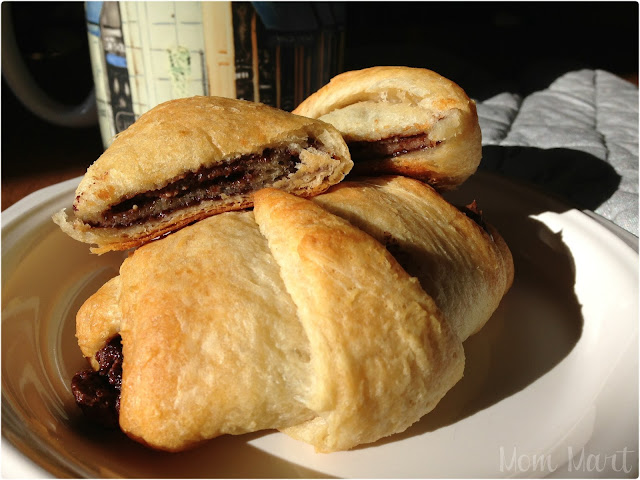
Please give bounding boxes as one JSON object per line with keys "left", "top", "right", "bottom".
{"left": 476, "top": 69, "right": 638, "bottom": 236}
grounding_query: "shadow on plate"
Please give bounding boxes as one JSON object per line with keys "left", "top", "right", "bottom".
{"left": 479, "top": 145, "right": 621, "bottom": 213}
{"left": 60, "top": 418, "right": 333, "bottom": 478}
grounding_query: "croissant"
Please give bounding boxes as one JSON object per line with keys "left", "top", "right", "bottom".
{"left": 72, "top": 179, "right": 513, "bottom": 453}
{"left": 292, "top": 66, "right": 482, "bottom": 190}
{"left": 52, "top": 96, "right": 352, "bottom": 254}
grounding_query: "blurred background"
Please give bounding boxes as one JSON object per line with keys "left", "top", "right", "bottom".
{"left": 2, "top": 1, "right": 638, "bottom": 209}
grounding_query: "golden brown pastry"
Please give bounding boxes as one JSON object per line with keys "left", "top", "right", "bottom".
{"left": 293, "top": 66, "right": 482, "bottom": 190}
{"left": 73, "top": 189, "right": 464, "bottom": 453}
{"left": 313, "top": 175, "right": 514, "bottom": 341}
{"left": 53, "top": 96, "right": 353, "bottom": 254}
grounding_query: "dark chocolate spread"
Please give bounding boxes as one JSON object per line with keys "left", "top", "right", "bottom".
{"left": 94, "top": 145, "right": 304, "bottom": 229}
{"left": 458, "top": 200, "right": 492, "bottom": 238}
{"left": 348, "top": 133, "right": 440, "bottom": 161}
{"left": 71, "top": 335, "right": 123, "bottom": 427}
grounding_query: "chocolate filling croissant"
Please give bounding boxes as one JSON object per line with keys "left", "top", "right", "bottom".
{"left": 53, "top": 96, "right": 352, "bottom": 254}
{"left": 292, "top": 66, "right": 482, "bottom": 190}
{"left": 72, "top": 179, "right": 513, "bottom": 452}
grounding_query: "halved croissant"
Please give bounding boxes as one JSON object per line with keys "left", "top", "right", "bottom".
{"left": 53, "top": 96, "right": 352, "bottom": 254}
{"left": 293, "top": 66, "right": 482, "bottom": 190}
{"left": 73, "top": 188, "right": 465, "bottom": 453}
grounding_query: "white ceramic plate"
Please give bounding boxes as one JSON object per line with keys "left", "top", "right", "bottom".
{"left": 2, "top": 172, "right": 638, "bottom": 478}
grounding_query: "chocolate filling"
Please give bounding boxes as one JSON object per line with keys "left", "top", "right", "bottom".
{"left": 71, "top": 335, "right": 123, "bottom": 428}
{"left": 348, "top": 133, "right": 440, "bottom": 161}
{"left": 93, "top": 145, "right": 305, "bottom": 229}
{"left": 458, "top": 200, "right": 492, "bottom": 238}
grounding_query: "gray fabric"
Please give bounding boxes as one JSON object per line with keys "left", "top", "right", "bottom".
{"left": 476, "top": 69, "right": 638, "bottom": 235}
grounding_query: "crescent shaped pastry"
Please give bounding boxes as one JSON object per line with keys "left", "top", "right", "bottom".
{"left": 72, "top": 189, "right": 464, "bottom": 453}
{"left": 253, "top": 188, "right": 464, "bottom": 451}
{"left": 292, "top": 66, "right": 482, "bottom": 190}
{"left": 53, "top": 96, "right": 352, "bottom": 254}
{"left": 313, "top": 175, "right": 514, "bottom": 341}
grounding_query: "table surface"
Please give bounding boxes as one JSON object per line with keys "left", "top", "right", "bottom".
{"left": 2, "top": 164, "right": 87, "bottom": 212}
{"left": 1, "top": 111, "right": 104, "bottom": 212}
